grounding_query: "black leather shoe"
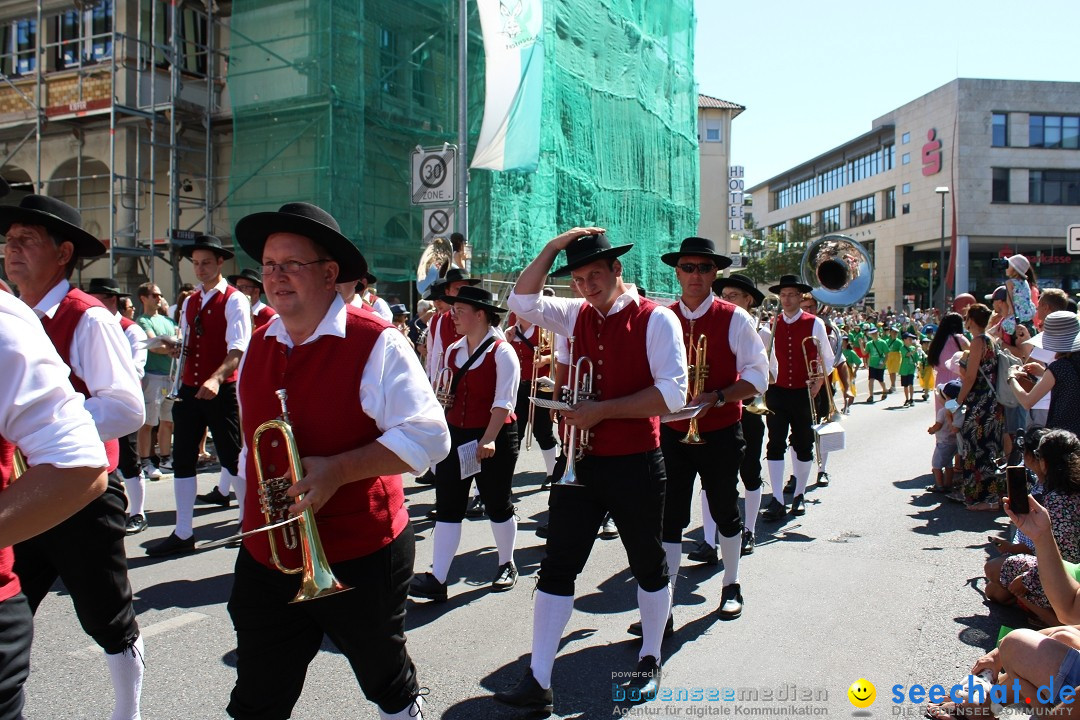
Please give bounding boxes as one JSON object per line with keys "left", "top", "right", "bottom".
{"left": 146, "top": 532, "right": 195, "bottom": 557}
{"left": 408, "top": 572, "right": 448, "bottom": 602}
{"left": 718, "top": 583, "right": 743, "bottom": 620}
{"left": 466, "top": 497, "right": 486, "bottom": 518}
{"left": 598, "top": 515, "right": 619, "bottom": 540}
{"left": 784, "top": 475, "right": 796, "bottom": 494}
{"left": 491, "top": 562, "right": 518, "bottom": 592}
{"left": 817, "top": 471, "right": 830, "bottom": 487}
{"left": 541, "top": 476, "right": 553, "bottom": 490}
{"left": 623, "top": 655, "right": 662, "bottom": 698}
{"left": 627, "top": 615, "right": 674, "bottom": 638}
{"left": 740, "top": 529, "right": 755, "bottom": 556}
{"left": 789, "top": 493, "right": 806, "bottom": 516}
{"left": 686, "top": 541, "right": 719, "bottom": 565}
{"left": 493, "top": 668, "right": 553, "bottom": 713}
{"left": 762, "top": 497, "right": 787, "bottom": 520}
{"left": 125, "top": 514, "right": 148, "bottom": 535}
{"left": 535, "top": 523, "right": 549, "bottom": 539}
{"left": 195, "top": 487, "right": 231, "bottom": 507}
{"left": 415, "top": 470, "right": 437, "bottom": 485}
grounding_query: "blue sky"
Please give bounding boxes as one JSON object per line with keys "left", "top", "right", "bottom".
{"left": 694, "top": 0, "right": 1080, "bottom": 187}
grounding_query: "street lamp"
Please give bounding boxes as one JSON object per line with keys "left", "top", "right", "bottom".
{"left": 935, "top": 186, "right": 949, "bottom": 312}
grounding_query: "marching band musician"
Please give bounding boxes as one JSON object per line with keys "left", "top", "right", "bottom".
{"left": 409, "top": 286, "right": 521, "bottom": 601}
{"left": 761, "top": 275, "right": 834, "bottom": 520}
{"left": 496, "top": 228, "right": 688, "bottom": 711}
{"left": 228, "top": 202, "right": 449, "bottom": 720}
{"left": 0, "top": 288, "right": 110, "bottom": 720}
{"left": 228, "top": 267, "right": 276, "bottom": 329}
{"left": 148, "top": 235, "right": 251, "bottom": 555}
{"left": 653, "top": 238, "right": 768, "bottom": 626}
{"left": 0, "top": 194, "right": 147, "bottom": 720}
{"left": 799, "top": 293, "right": 843, "bottom": 486}
{"left": 507, "top": 310, "right": 560, "bottom": 485}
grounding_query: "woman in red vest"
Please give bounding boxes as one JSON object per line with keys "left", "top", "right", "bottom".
{"left": 410, "top": 285, "right": 522, "bottom": 602}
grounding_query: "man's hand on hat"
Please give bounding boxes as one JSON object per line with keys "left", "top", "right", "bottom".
{"left": 550, "top": 226, "right": 606, "bottom": 251}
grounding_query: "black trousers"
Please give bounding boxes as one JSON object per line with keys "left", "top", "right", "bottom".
{"left": 660, "top": 424, "right": 746, "bottom": 541}
{"left": 14, "top": 482, "right": 139, "bottom": 654}
{"left": 226, "top": 527, "right": 420, "bottom": 719}
{"left": 117, "top": 431, "right": 140, "bottom": 479}
{"left": 739, "top": 410, "right": 765, "bottom": 492}
{"left": 514, "top": 382, "right": 557, "bottom": 451}
{"left": 435, "top": 422, "right": 519, "bottom": 523}
{"left": 765, "top": 386, "right": 814, "bottom": 462}
{"left": 172, "top": 381, "right": 241, "bottom": 477}
{"left": 0, "top": 594, "right": 31, "bottom": 720}
{"left": 538, "top": 449, "right": 667, "bottom": 596}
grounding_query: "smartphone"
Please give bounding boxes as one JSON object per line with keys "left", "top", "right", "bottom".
{"left": 1006, "top": 465, "right": 1030, "bottom": 514}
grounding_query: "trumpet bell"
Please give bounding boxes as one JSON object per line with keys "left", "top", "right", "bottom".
{"left": 800, "top": 234, "right": 874, "bottom": 308}
{"left": 744, "top": 395, "right": 773, "bottom": 416}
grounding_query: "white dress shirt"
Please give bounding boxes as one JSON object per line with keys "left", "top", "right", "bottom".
{"left": 31, "top": 280, "right": 144, "bottom": 441}
{"left": 676, "top": 293, "right": 769, "bottom": 395}
{"left": 770, "top": 308, "right": 835, "bottom": 378}
{"left": 0, "top": 291, "right": 107, "bottom": 470}
{"left": 426, "top": 311, "right": 449, "bottom": 382}
{"left": 366, "top": 293, "right": 394, "bottom": 323}
{"left": 759, "top": 324, "right": 777, "bottom": 382}
{"left": 180, "top": 276, "right": 252, "bottom": 354}
{"left": 445, "top": 327, "right": 521, "bottom": 413}
{"left": 116, "top": 311, "right": 148, "bottom": 379}
{"left": 237, "top": 295, "right": 450, "bottom": 476}
{"left": 508, "top": 287, "right": 688, "bottom": 413}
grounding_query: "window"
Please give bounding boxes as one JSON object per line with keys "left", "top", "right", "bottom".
{"left": 902, "top": 182, "right": 910, "bottom": 194}
{"left": 849, "top": 195, "right": 875, "bottom": 227}
{"left": 702, "top": 118, "right": 722, "bottom": 142}
{"left": 773, "top": 143, "right": 894, "bottom": 210}
{"left": 992, "top": 112, "right": 1008, "bottom": 147}
{"left": 56, "top": 1, "right": 113, "bottom": 70}
{"left": 1030, "top": 115, "right": 1080, "bottom": 150}
{"left": 885, "top": 188, "right": 896, "bottom": 219}
{"left": 902, "top": 203, "right": 910, "bottom": 215}
{"left": 992, "top": 168, "right": 1010, "bottom": 203}
{"left": 821, "top": 206, "right": 840, "bottom": 234}
{"left": 901, "top": 153, "right": 910, "bottom": 165}
{"left": 901, "top": 132, "right": 910, "bottom": 144}
{"left": 1029, "top": 170, "right": 1080, "bottom": 205}
{"left": 771, "top": 222, "right": 787, "bottom": 240}
{"left": 0, "top": 19, "right": 37, "bottom": 75}
{"left": 140, "top": 1, "right": 208, "bottom": 75}
{"left": 379, "top": 27, "right": 400, "bottom": 96}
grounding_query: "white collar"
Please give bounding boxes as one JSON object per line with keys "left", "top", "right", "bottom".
{"left": 782, "top": 308, "right": 804, "bottom": 324}
{"left": 200, "top": 276, "right": 228, "bottom": 297}
{"left": 596, "top": 285, "right": 641, "bottom": 318}
{"left": 449, "top": 326, "right": 499, "bottom": 354}
{"left": 264, "top": 294, "right": 347, "bottom": 348}
{"left": 252, "top": 300, "right": 266, "bottom": 313}
{"left": 678, "top": 292, "right": 716, "bottom": 321}
{"left": 34, "top": 278, "right": 72, "bottom": 319}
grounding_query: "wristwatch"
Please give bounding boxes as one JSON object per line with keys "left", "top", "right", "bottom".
{"left": 713, "top": 389, "right": 726, "bottom": 407}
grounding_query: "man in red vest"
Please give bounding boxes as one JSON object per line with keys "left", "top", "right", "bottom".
{"left": 228, "top": 267, "right": 276, "bottom": 329}
{"left": 225, "top": 202, "right": 448, "bottom": 719}
{"left": 148, "top": 235, "right": 251, "bottom": 556}
{"left": 0, "top": 287, "right": 112, "bottom": 720}
{"left": 0, "top": 194, "right": 146, "bottom": 720}
{"left": 761, "top": 275, "right": 834, "bottom": 520}
{"left": 498, "top": 229, "right": 688, "bottom": 711}
{"left": 652, "top": 237, "right": 768, "bottom": 628}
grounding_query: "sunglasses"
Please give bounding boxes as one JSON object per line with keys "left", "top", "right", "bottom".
{"left": 677, "top": 263, "right": 716, "bottom": 275}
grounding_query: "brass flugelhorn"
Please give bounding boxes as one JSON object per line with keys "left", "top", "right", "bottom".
{"left": 165, "top": 331, "right": 187, "bottom": 402}
{"left": 745, "top": 296, "right": 779, "bottom": 416}
{"left": 524, "top": 326, "right": 553, "bottom": 451}
{"left": 680, "top": 332, "right": 708, "bottom": 445}
{"left": 558, "top": 337, "right": 595, "bottom": 487}
{"left": 433, "top": 366, "right": 455, "bottom": 409}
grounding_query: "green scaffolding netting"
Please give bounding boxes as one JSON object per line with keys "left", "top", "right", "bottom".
{"left": 227, "top": 0, "right": 697, "bottom": 295}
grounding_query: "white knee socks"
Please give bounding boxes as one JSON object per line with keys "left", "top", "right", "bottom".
{"left": 490, "top": 517, "right": 518, "bottom": 566}
{"left": 105, "top": 635, "right": 144, "bottom": 720}
{"left": 637, "top": 585, "right": 671, "bottom": 662}
{"left": 121, "top": 472, "right": 145, "bottom": 518}
{"left": 380, "top": 697, "right": 422, "bottom": 720}
{"left": 541, "top": 446, "right": 558, "bottom": 477}
{"left": 216, "top": 468, "right": 232, "bottom": 495}
{"left": 430, "top": 521, "right": 462, "bottom": 584}
{"left": 793, "top": 458, "right": 813, "bottom": 497}
{"left": 767, "top": 460, "right": 786, "bottom": 504}
{"left": 232, "top": 469, "right": 246, "bottom": 524}
{"left": 719, "top": 531, "right": 742, "bottom": 586}
{"left": 744, "top": 488, "right": 762, "bottom": 535}
{"left": 173, "top": 476, "right": 197, "bottom": 539}
{"left": 662, "top": 541, "right": 681, "bottom": 609}
{"left": 818, "top": 450, "right": 830, "bottom": 473}
{"left": 699, "top": 491, "right": 716, "bottom": 548}
{"left": 530, "top": 591, "right": 574, "bottom": 689}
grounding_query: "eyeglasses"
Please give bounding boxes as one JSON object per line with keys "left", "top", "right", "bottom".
{"left": 677, "top": 263, "right": 717, "bottom": 275}
{"left": 260, "top": 259, "right": 330, "bottom": 275}
{"left": 150, "top": 293, "right": 162, "bottom": 298}
{"left": 720, "top": 291, "right": 746, "bottom": 302}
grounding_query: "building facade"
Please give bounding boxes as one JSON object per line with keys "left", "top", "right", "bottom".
{"left": 697, "top": 93, "right": 744, "bottom": 256}
{"left": 747, "top": 79, "right": 1080, "bottom": 309}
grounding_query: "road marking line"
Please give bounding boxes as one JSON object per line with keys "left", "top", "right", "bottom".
{"left": 70, "top": 612, "right": 208, "bottom": 659}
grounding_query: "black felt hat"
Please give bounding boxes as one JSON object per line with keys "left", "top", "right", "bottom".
{"left": 660, "top": 236, "right": 732, "bottom": 269}
{"left": 447, "top": 285, "right": 507, "bottom": 313}
{"left": 363, "top": 271, "right": 379, "bottom": 285}
{"left": 0, "top": 194, "right": 105, "bottom": 258}
{"left": 234, "top": 202, "right": 367, "bottom": 283}
{"left": 442, "top": 267, "right": 481, "bottom": 286}
{"left": 86, "top": 277, "right": 128, "bottom": 297}
{"left": 549, "top": 233, "right": 633, "bottom": 277}
{"left": 227, "top": 267, "right": 264, "bottom": 289}
{"left": 177, "top": 234, "right": 235, "bottom": 261}
{"left": 713, "top": 273, "right": 765, "bottom": 307}
{"left": 768, "top": 274, "right": 812, "bottom": 294}
{"left": 424, "top": 278, "right": 448, "bottom": 301}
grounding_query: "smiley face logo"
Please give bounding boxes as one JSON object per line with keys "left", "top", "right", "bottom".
{"left": 848, "top": 678, "right": 876, "bottom": 708}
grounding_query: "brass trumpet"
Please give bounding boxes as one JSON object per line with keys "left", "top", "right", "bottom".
{"left": 680, "top": 332, "right": 708, "bottom": 445}
{"left": 12, "top": 448, "right": 27, "bottom": 480}
{"left": 745, "top": 296, "right": 779, "bottom": 416}
{"left": 433, "top": 366, "right": 455, "bottom": 409}
{"left": 166, "top": 332, "right": 187, "bottom": 402}
{"left": 558, "top": 337, "right": 595, "bottom": 487}
{"left": 249, "top": 390, "right": 350, "bottom": 603}
{"left": 524, "top": 326, "right": 553, "bottom": 451}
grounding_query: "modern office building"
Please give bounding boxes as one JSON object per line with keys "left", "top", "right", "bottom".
{"left": 697, "top": 93, "right": 745, "bottom": 256}
{"left": 747, "top": 78, "right": 1080, "bottom": 309}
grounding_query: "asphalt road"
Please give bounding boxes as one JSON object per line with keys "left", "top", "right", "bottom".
{"left": 23, "top": 387, "right": 1028, "bottom": 719}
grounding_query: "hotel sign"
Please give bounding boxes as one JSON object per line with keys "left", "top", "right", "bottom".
{"left": 728, "top": 166, "right": 744, "bottom": 231}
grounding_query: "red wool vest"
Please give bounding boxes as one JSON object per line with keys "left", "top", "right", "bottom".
{"left": 438, "top": 310, "right": 461, "bottom": 352}
{"left": 39, "top": 287, "right": 119, "bottom": 472}
{"left": 507, "top": 322, "right": 537, "bottom": 381}
{"left": 182, "top": 285, "right": 240, "bottom": 386}
{"left": 773, "top": 313, "right": 819, "bottom": 390}
{"left": 0, "top": 438, "right": 19, "bottom": 602}
{"left": 239, "top": 305, "right": 408, "bottom": 570}
{"left": 253, "top": 305, "right": 276, "bottom": 330}
{"left": 445, "top": 339, "right": 515, "bottom": 429}
{"left": 119, "top": 315, "right": 135, "bottom": 332}
{"left": 572, "top": 298, "right": 660, "bottom": 456}
{"left": 666, "top": 298, "right": 742, "bottom": 433}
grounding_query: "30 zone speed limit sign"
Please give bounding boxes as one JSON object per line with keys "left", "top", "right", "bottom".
{"left": 411, "top": 146, "right": 457, "bottom": 205}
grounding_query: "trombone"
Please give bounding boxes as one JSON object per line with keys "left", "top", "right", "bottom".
{"left": 680, "top": 331, "right": 708, "bottom": 445}
{"left": 745, "top": 295, "right": 779, "bottom": 416}
{"left": 524, "top": 326, "right": 553, "bottom": 451}
{"left": 558, "top": 337, "right": 595, "bottom": 487}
